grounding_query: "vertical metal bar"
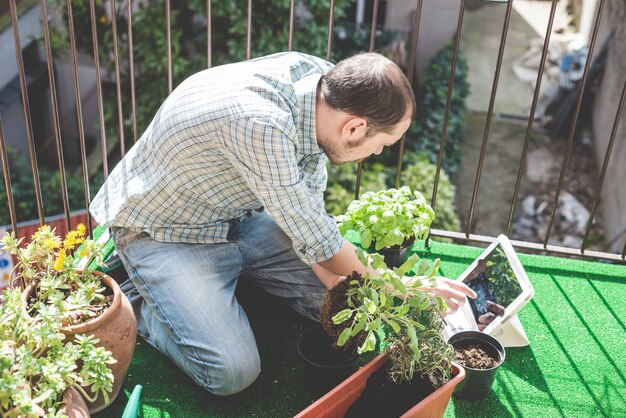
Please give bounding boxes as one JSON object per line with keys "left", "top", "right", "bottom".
{"left": 0, "top": 116, "right": 18, "bottom": 234}
{"left": 369, "top": 0, "right": 379, "bottom": 51}
{"left": 207, "top": 0, "right": 212, "bottom": 68}
{"left": 166, "top": 0, "right": 172, "bottom": 93}
{"left": 40, "top": 0, "right": 71, "bottom": 230}
{"left": 89, "top": 0, "right": 108, "bottom": 179}
{"left": 326, "top": 0, "right": 335, "bottom": 61}
{"left": 465, "top": 0, "right": 514, "bottom": 236}
{"left": 506, "top": 0, "right": 558, "bottom": 235}
{"left": 582, "top": 79, "right": 626, "bottom": 253}
{"left": 128, "top": 0, "right": 138, "bottom": 144}
{"left": 543, "top": 0, "right": 606, "bottom": 247}
{"left": 66, "top": 0, "right": 94, "bottom": 236}
{"left": 430, "top": 1, "right": 465, "bottom": 219}
{"left": 110, "top": 0, "right": 126, "bottom": 157}
{"left": 246, "top": 0, "right": 252, "bottom": 60}
{"left": 355, "top": 0, "right": 381, "bottom": 199}
{"left": 288, "top": 0, "right": 295, "bottom": 51}
{"left": 395, "top": 0, "right": 423, "bottom": 188}
{"left": 9, "top": 0, "right": 45, "bottom": 225}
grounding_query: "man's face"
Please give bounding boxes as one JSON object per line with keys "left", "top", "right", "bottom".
{"left": 319, "top": 116, "right": 412, "bottom": 165}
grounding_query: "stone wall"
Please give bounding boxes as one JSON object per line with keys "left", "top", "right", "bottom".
{"left": 592, "top": 0, "right": 626, "bottom": 253}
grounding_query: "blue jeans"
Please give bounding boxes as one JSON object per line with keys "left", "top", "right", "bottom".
{"left": 113, "top": 211, "right": 326, "bottom": 396}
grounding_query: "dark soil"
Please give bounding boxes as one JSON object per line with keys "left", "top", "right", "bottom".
{"left": 454, "top": 345, "right": 499, "bottom": 369}
{"left": 320, "top": 271, "right": 365, "bottom": 353}
{"left": 345, "top": 362, "right": 437, "bottom": 418}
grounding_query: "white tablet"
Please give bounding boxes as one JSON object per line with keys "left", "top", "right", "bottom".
{"left": 444, "top": 234, "right": 535, "bottom": 338}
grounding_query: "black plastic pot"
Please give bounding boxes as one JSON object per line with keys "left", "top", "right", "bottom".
{"left": 376, "top": 242, "right": 413, "bottom": 268}
{"left": 297, "top": 326, "right": 358, "bottom": 398}
{"left": 448, "top": 331, "right": 505, "bottom": 401}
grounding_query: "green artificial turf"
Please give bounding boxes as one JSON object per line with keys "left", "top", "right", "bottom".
{"left": 93, "top": 238, "right": 626, "bottom": 418}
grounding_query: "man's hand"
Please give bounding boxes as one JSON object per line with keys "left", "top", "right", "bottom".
{"left": 312, "top": 264, "right": 346, "bottom": 289}
{"left": 418, "top": 276, "right": 477, "bottom": 315}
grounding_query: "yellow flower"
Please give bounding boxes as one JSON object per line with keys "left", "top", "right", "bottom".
{"left": 63, "top": 226, "right": 86, "bottom": 250}
{"left": 54, "top": 250, "right": 66, "bottom": 271}
{"left": 42, "top": 239, "right": 58, "bottom": 250}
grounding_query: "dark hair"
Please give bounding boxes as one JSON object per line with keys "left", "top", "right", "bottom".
{"left": 319, "top": 52, "right": 415, "bottom": 134}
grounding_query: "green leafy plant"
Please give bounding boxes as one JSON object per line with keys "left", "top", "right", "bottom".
{"left": 400, "top": 153, "right": 461, "bottom": 232}
{"left": 0, "top": 224, "right": 115, "bottom": 414}
{"left": 336, "top": 186, "right": 435, "bottom": 251}
{"left": 0, "top": 148, "right": 103, "bottom": 226}
{"left": 405, "top": 41, "right": 470, "bottom": 179}
{"left": 324, "top": 162, "right": 389, "bottom": 216}
{"left": 323, "top": 250, "right": 453, "bottom": 384}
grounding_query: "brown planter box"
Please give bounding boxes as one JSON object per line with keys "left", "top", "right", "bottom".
{"left": 295, "top": 352, "right": 465, "bottom": 418}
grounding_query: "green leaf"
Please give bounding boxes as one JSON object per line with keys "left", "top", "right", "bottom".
{"left": 406, "top": 325, "right": 421, "bottom": 361}
{"left": 358, "top": 331, "right": 377, "bottom": 354}
{"left": 360, "top": 229, "right": 373, "bottom": 249}
{"left": 337, "top": 327, "right": 352, "bottom": 347}
{"left": 355, "top": 249, "right": 369, "bottom": 267}
{"left": 332, "top": 309, "right": 353, "bottom": 324}
{"left": 417, "top": 259, "right": 432, "bottom": 276}
{"left": 351, "top": 318, "right": 366, "bottom": 336}
{"left": 366, "top": 317, "right": 382, "bottom": 331}
{"left": 369, "top": 253, "right": 386, "bottom": 270}
{"left": 363, "top": 297, "right": 377, "bottom": 314}
{"left": 385, "top": 319, "right": 401, "bottom": 333}
{"left": 430, "top": 258, "right": 441, "bottom": 277}
{"left": 389, "top": 276, "right": 407, "bottom": 294}
{"left": 398, "top": 254, "right": 419, "bottom": 275}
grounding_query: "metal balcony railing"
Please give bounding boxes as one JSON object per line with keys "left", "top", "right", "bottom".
{"left": 1, "top": 0, "right": 625, "bottom": 262}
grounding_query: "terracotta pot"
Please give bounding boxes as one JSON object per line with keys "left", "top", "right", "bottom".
{"left": 59, "top": 386, "right": 90, "bottom": 418}
{"left": 295, "top": 352, "right": 465, "bottom": 418}
{"left": 23, "top": 271, "right": 137, "bottom": 414}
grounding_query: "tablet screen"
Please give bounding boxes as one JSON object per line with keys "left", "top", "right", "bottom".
{"left": 463, "top": 245, "right": 523, "bottom": 331}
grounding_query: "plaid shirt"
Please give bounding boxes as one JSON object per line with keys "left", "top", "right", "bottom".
{"left": 90, "top": 52, "right": 342, "bottom": 265}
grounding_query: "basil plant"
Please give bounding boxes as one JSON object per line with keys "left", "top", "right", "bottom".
{"left": 337, "top": 186, "right": 435, "bottom": 251}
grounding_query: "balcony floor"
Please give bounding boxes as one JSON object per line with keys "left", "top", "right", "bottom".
{"left": 93, "top": 239, "right": 626, "bottom": 418}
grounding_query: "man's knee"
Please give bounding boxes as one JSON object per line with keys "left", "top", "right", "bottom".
{"left": 198, "top": 349, "right": 261, "bottom": 396}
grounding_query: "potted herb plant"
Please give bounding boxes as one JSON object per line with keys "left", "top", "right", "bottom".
{"left": 1, "top": 225, "right": 137, "bottom": 413}
{"left": 337, "top": 186, "right": 435, "bottom": 267}
{"left": 297, "top": 250, "right": 465, "bottom": 418}
{"left": 1, "top": 286, "right": 104, "bottom": 417}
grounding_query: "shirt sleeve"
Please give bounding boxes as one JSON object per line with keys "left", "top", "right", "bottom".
{"left": 219, "top": 113, "right": 342, "bottom": 265}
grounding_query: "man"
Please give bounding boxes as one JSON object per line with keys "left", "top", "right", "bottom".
{"left": 91, "top": 51, "right": 475, "bottom": 396}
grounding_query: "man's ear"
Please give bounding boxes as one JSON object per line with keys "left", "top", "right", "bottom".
{"left": 341, "top": 116, "right": 368, "bottom": 141}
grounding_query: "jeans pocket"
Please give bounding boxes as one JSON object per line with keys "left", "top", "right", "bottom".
{"left": 112, "top": 227, "right": 151, "bottom": 252}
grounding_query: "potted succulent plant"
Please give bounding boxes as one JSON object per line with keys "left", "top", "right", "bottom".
{"left": 1, "top": 224, "right": 137, "bottom": 414}
{"left": 297, "top": 250, "right": 465, "bottom": 418}
{"left": 336, "top": 186, "right": 435, "bottom": 267}
{"left": 0, "top": 286, "right": 103, "bottom": 417}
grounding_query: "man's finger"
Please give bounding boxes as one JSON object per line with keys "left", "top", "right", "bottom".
{"left": 444, "top": 279, "right": 477, "bottom": 299}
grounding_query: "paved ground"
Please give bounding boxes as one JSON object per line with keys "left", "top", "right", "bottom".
{"left": 460, "top": 0, "right": 569, "bottom": 116}
{"left": 453, "top": 2, "right": 605, "bottom": 250}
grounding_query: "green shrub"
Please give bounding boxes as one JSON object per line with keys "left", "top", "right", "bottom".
{"left": 324, "top": 162, "right": 389, "bottom": 216}
{"left": 400, "top": 154, "right": 460, "bottom": 232}
{"left": 0, "top": 148, "right": 103, "bottom": 226}
{"left": 405, "top": 41, "right": 469, "bottom": 178}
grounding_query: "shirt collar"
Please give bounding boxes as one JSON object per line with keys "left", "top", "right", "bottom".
{"left": 294, "top": 73, "right": 323, "bottom": 156}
